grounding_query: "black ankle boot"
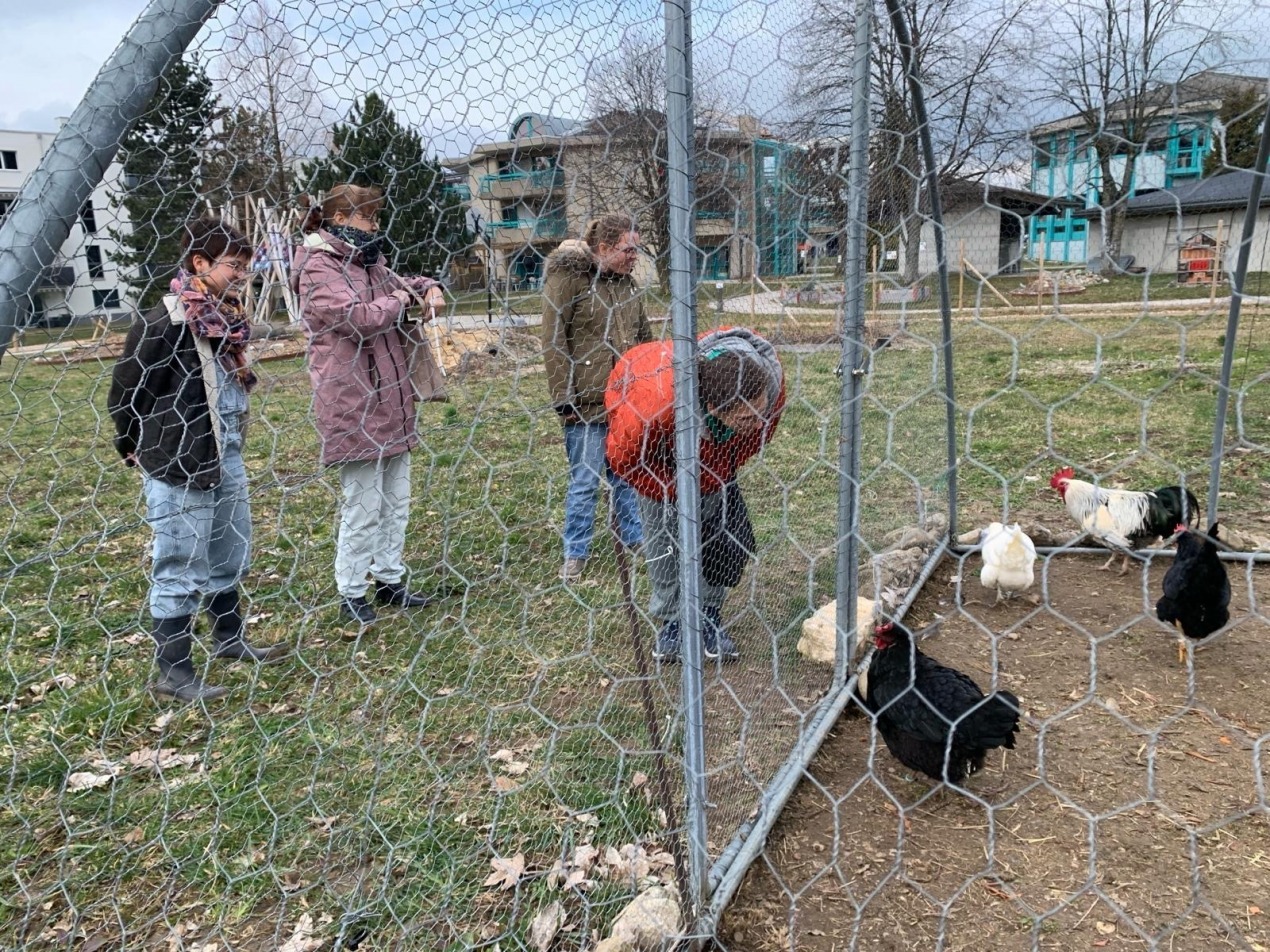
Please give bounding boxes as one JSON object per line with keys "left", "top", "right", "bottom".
{"left": 206, "top": 589, "right": 288, "bottom": 663}
{"left": 374, "top": 580, "right": 432, "bottom": 608}
{"left": 340, "top": 595, "right": 377, "bottom": 625}
{"left": 150, "top": 615, "right": 229, "bottom": 702}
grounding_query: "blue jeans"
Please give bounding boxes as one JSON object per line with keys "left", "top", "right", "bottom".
{"left": 563, "top": 422, "right": 642, "bottom": 559}
{"left": 144, "top": 370, "right": 251, "bottom": 619}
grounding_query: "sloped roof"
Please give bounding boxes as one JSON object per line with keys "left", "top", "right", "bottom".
{"left": 941, "top": 178, "right": 1082, "bottom": 213}
{"left": 1074, "top": 169, "right": 1270, "bottom": 218}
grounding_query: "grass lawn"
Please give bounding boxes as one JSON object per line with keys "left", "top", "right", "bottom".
{"left": 1, "top": 299, "right": 1268, "bottom": 948}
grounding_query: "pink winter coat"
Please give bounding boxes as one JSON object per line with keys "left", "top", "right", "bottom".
{"left": 293, "top": 230, "right": 441, "bottom": 466}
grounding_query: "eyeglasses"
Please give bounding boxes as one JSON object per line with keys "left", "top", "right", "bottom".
{"left": 614, "top": 246, "right": 640, "bottom": 256}
{"left": 217, "top": 258, "right": 251, "bottom": 276}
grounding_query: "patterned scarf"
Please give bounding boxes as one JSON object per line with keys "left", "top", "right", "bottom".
{"left": 171, "top": 270, "right": 257, "bottom": 392}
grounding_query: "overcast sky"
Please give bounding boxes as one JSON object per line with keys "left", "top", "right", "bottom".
{"left": 1, "top": 0, "right": 804, "bottom": 154}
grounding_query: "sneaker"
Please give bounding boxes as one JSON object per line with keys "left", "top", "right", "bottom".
{"left": 652, "top": 621, "right": 681, "bottom": 663}
{"left": 703, "top": 607, "right": 739, "bottom": 663}
{"left": 559, "top": 557, "right": 587, "bottom": 581}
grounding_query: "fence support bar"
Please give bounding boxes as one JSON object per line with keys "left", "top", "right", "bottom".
{"left": 1206, "top": 90, "right": 1270, "bottom": 528}
{"left": 662, "top": 0, "right": 710, "bottom": 931}
{"left": 882, "top": 0, "right": 958, "bottom": 540}
{"left": 951, "top": 543, "right": 1270, "bottom": 563}
{"left": 704, "top": 541, "right": 950, "bottom": 920}
{"left": 834, "top": 0, "right": 873, "bottom": 689}
{"left": 0, "top": 0, "right": 222, "bottom": 359}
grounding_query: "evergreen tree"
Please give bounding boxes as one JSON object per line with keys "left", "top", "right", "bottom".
{"left": 110, "top": 55, "right": 217, "bottom": 309}
{"left": 302, "top": 93, "right": 470, "bottom": 276}
{"left": 1204, "top": 87, "right": 1267, "bottom": 176}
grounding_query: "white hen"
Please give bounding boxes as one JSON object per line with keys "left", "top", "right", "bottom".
{"left": 979, "top": 522, "right": 1037, "bottom": 604}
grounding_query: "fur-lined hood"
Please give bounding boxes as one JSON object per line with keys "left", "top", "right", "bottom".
{"left": 545, "top": 239, "right": 597, "bottom": 275}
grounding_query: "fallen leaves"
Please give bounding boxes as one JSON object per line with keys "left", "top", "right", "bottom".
{"left": 484, "top": 853, "right": 526, "bottom": 891}
{"left": 528, "top": 901, "right": 566, "bottom": 952}
{"left": 66, "top": 771, "right": 114, "bottom": 792}
{"left": 66, "top": 745, "right": 202, "bottom": 793}
{"left": 277, "top": 913, "right": 324, "bottom": 952}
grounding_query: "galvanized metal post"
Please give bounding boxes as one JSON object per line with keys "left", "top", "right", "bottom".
{"left": 834, "top": 0, "right": 873, "bottom": 684}
{"left": 663, "top": 0, "right": 710, "bottom": 929}
{"left": 883, "top": 0, "right": 958, "bottom": 540}
{"left": 1207, "top": 91, "right": 1270, "bottom": 528}
{"left": 0, "top": 0, "right": 224, "bottom": 359}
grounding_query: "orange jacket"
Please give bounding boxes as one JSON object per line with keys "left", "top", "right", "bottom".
{"left": 605, "top": 332, "right": 785, "bottom": 501}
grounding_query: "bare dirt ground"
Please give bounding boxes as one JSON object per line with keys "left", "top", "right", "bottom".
{"left": 720, "top": 553, "right": 1270, "bottom": 951}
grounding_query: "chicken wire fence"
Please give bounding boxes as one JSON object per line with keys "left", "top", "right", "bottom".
{"left": 1, "top": 0, "right": 1269, "bottom": 950}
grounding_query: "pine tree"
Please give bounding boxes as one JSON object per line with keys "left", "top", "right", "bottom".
{"left": 110, "top": 55, "right": 218, "bottom": 310}
{"left": 1203, "top": 87, "right": 1267, "bottom": 176}
{"left": 301, "top": 93, "right": 470, "bottom": 277}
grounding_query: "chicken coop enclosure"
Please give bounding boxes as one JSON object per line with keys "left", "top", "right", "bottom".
{"left": 1, "top": 0, "right": 1270, "bottom": 950}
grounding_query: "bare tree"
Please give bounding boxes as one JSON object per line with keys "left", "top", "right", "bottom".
{"left": 798, "top": 0, "right": 1031, "bottom": 283}
{"left": 208, "top": 0, "right": 328, "bottom": 203}
{"left": 1038, "top": 0, "right": 1238, "bottom": 266}
{"left": 577, "top": 30, "right": 736, "bottom": 289}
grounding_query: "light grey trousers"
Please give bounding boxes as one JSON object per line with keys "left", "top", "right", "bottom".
{"left": 335, "top": 451, "right": 411, "bottom": 598}
{"left": 638, "top": 491, "right": 728, "bottom": 622}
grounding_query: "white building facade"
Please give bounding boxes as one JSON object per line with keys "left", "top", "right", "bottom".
{"left": 0, "top": 127, "right": 133, "bottom": 326}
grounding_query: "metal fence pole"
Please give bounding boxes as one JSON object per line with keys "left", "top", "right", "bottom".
{"left": 882, "top": 0, "right": 958, "bottom": 540}
{"left": 834, "top": 0, "right": 873, "bottom": 682}
{"left": 1206, "top": 90, "right": 1270, "bottom": 528}
{"left": 0, "top": 0, "right": 223, "bottom": 359}
{"left": 663, "top": 0, "right": 710, "bottom": 931}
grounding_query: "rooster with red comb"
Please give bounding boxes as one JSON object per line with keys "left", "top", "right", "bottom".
{"left": 1049, "top": 466, "right": 1200, "bottom": 574}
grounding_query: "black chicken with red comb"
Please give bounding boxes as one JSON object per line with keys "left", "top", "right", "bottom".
{"left": 864, "top": 620, "right": 1021, "bottom": 784}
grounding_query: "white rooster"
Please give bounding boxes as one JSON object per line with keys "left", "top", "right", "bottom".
{"left": 979, "top": 522, "right": 1037, "bottom": 604}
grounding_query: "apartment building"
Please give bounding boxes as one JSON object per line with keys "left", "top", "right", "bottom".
{"left": 1027, "top": 70, "right": 1264, "bottom": 264}
{"left": 0, "top": 126, "right": 132, "bottom": 325}
{"left": 445, "top": 112, "right": 819, "bottom": 290}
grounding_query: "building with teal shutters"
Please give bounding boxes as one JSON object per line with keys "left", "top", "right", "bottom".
{"left": 1028, "top": 71, "right": 1263, "bottom": 266}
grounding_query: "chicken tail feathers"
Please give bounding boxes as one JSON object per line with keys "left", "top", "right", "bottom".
{"left": 959, "top": 690, "right": 1021, "bottom": 751}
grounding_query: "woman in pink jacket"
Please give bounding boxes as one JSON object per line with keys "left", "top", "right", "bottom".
{"left": 293, "top": 183, "right": 447, "bottom": 625}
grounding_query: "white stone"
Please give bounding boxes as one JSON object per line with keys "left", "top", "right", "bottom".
{"left": 593, "top": 884, "right": 682, "bottom": 952}
{"left": 797, "top": 597, "right": 878, "bottom": 665}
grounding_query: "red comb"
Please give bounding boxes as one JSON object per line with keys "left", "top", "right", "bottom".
{"left": 874, "top": 621, "right": 895, "bottom": 635}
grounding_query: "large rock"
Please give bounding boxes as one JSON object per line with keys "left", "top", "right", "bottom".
{"left": 593, "top": 884, "right": 682, "bottom": 952}
{"left": 798, "top": 597, "right": 878, "bottom": 665}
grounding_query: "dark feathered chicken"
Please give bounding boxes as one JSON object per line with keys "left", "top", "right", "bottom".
{"left": 865, "top": 620, "right": 1021, "bottom": 784}
{"left": 1156, "top": 522, "right": 1230, "bottom": 662}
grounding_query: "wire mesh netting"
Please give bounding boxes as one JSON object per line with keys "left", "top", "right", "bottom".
{"left": 2, "top": 0, "right": 1270, "bottom": 949}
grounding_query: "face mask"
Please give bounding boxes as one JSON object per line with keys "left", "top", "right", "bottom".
{"left": 328, "top": 223, "right": 385, "bottom": 266}
{"left": 703, "top": 408, "right": 735, "bottom": 443}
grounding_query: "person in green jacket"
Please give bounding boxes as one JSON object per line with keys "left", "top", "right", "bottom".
{"left": 541, "top": 213, "right": 652, "bottom": 582}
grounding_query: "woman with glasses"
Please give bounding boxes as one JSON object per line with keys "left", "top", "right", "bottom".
{"left": 109, "top": 219, "right": 286, "bottom": 702}
{"left": 541, "top": 213, "right": 652, "bottom": 583}
{"left": 293, "top": 183, "right": 447, "bottom": 627}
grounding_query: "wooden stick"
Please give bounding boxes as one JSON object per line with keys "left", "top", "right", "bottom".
{"left": 871, "top": 244, "right": 879, "bottom": 330}
{"left": 958, "top": 240, "right": 965, "bottom": 311}
{"left": 1211, "top": 218, "right": 1224, "bottom": 305}
{"left": 1037, "top": 240, "right": 1045, "bottom": 313}
{"left": 962, "top": 258, "right": 1014, "bottom": 308}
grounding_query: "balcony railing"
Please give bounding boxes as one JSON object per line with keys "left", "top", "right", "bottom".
{"left": 489, "top": 217, "right": 568, "bottom": 240}
{"left": 478, "top": 168, "right": 565, "bottom": 196}
{"left": 444, "top": 183, "right": 472, "bottom": 201}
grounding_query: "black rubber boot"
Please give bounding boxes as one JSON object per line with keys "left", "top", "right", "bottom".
{"left": 150, "top": 615, "right": 229, "bottom": 702}
{"left": 374, "top": 580, "right": 433, "bottom": 608}
{"left": 206, "top": 589, "right": 287, "bottom": 663}
{"left": 340, "top": 596, "right": 377, "bottom": 625}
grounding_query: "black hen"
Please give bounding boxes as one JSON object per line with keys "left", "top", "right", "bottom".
{"left": 1156, "top": 521, "right": 1230, "bottom": 662}
{"left": 864, "top": 621, "right": 1021, "bottom": 784}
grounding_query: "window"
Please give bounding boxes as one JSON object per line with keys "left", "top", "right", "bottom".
{"left": 0, "top": 198, "right": 10, "bottom": 219}
{"left": 80, "top": 199, "right": 97, "bottom": 234}
{"left": 85, "top": 245, "right": 104, "bottom": 279}
{"left": 92, "top": 288, "right": 121, "bottom": 310}
{"left": 0, "top": 151, "right": 16, "bottom": 171}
